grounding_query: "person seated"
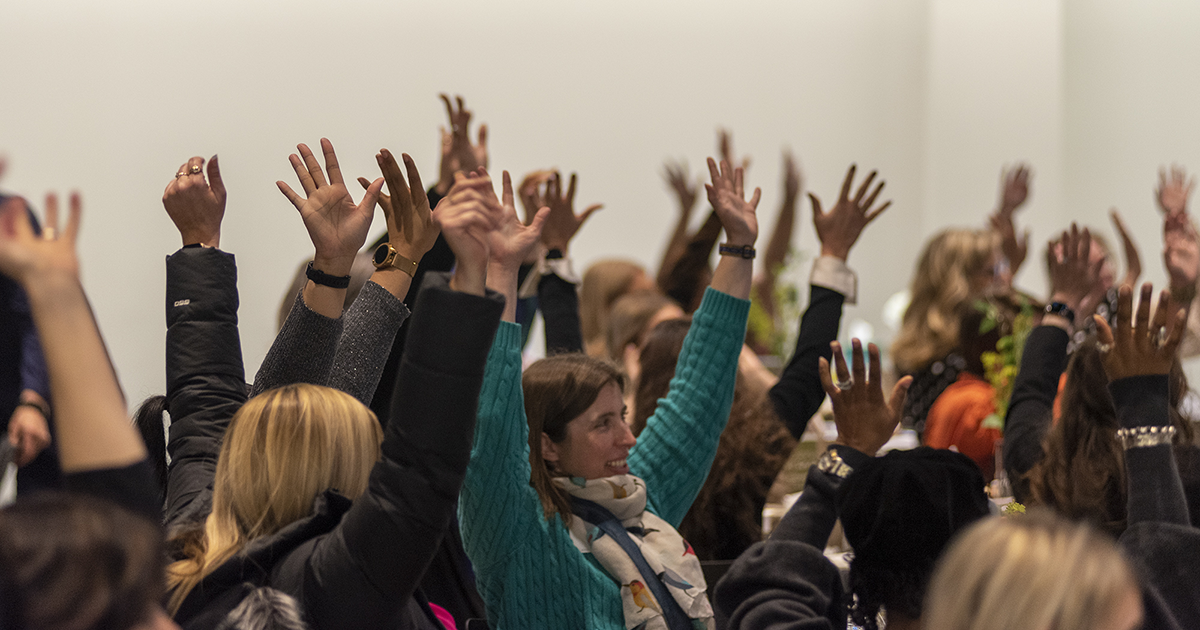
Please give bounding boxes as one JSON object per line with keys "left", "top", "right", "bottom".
{"left": 713, "top": 340, "right": 991, "bottom": 630}
{"left": 460, "top": 157, "right": 757, "bottom": 628}
{"left": 158, "top": 142, "right": 506, "bottom": 629}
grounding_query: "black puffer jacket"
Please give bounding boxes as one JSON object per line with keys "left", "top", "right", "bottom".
{"left": 163, "top": 247, "right": 503, "bottom": 629}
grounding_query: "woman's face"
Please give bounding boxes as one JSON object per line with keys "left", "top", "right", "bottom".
{"left": 542, "top": 381, "right": 636, "bottom": 479}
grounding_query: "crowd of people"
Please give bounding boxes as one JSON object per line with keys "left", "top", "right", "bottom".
{"left": 1, "top": 94, "right": 1199, "bottom": 630}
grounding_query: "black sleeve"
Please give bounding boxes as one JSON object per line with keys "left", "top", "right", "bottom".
{"left": 1003, "top": 325, "right": 1069, "bottom": 502}
{"left": 63, "top": 460, "right": 161, "bottom": 522}
{"left": 539, "top": 271, "right": 583, "bottom": 354}
{"left": 1110, "top": 375, "right": 1190, "bottom": 527}
{"left": 769, "top": 285, "right": 845, "bottom": 439}
{"left": 661, "top": 210, "right": 721, "bottom": 312}
{"left": 300, "top": 272, "right": 504, "bottom": 629}
{"left": 712, "top": 446, "right": 867, "bottom": 630}
{"left": 163, "top": 247, "right": 247, "bottom": 528}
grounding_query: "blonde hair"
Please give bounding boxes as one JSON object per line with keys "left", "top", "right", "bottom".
{"left": 605, "top": 291, "right": 680, "bottom": 361}
{"left": 580, "top": 260, "right": 649, "bottom": 357}
{"left": 892, "top": 229, "right": 997, "bottom": 373}
{"left": 166, "top": 384, "right": 382, "bottom": 613}
{"left": 924, "top": 512, "right": 1138, "bottom": 630}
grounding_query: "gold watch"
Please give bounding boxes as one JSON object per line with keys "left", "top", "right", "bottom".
{"left": 373, "top": 242, "right": 418, "bottom": 277}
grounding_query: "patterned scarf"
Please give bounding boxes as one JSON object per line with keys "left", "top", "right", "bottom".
{"left": 554, "top": 475, "right": 714, "bottom": 630}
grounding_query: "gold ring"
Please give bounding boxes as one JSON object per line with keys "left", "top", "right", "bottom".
{"left": 190, "top": 164, "right": 202, "bottom": 174}
{"left": 176, "top": 172, "right": 187, "bottom": 178}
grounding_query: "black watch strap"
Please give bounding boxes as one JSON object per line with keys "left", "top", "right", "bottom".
{"left": 306, "top": 261, "right": 351, "bottom": 289}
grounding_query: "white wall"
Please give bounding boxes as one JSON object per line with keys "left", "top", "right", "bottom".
{"left": 2, "top": 0, "right": 1197, "bottom": 406}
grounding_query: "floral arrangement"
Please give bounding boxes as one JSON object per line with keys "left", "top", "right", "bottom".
{"left": 978, "top": 295, "right": 1036, "bottom": 432}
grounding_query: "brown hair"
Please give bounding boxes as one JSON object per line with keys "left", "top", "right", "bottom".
{"left": 606, "top": 291, "right": 681, "bottom": 362}
{"left": 167, "top": 384, "right": 382, "bottom": 613}
{"left": 634, "top": 318, "right": 796, "bottom": 559}
{"left": 892, "top": 229, "right": 997, "bottom": 373}
{"left": 0, "top": 493, "right": 165, "bottom": 630}
{"left": 1026, "top": 340, "right": 1194, "bottom": 536}
{"left": 580, "top": 260, "right": 648, "bottom": 357}
{"left": 522, "top": 354, "right": 625, "bottom": 523}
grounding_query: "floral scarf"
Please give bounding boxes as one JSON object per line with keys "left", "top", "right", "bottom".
{"left": 554, "top": 475, "right": 714, "bottom": 630}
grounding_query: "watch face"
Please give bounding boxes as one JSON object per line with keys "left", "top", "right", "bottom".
{"left": 373, "top": 243, "right": 390, "bottom": 266}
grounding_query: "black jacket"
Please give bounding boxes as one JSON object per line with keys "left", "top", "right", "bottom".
{"left": 163, "top": 247, "right": 503, "bottom": 629}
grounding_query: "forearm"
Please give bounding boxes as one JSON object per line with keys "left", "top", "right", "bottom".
{"left": 1003, "top": 325, "right": 1069, "bottom": 492}
{"left": 328, "top": 281, "right": 411, "bottom": 405}
{"left": 1110, "top": 375, "right": 1190, "bottom": 527}
{"left": 539, "top": 270, "right": 584, "bottom": 354}
{"left": 762, "top": 197, "right": 797, "bottom": 276}
{"left": 487, "top": 262, "right": 519, "bottom": 322}
{"left": 301, "top": 254, "right": 354, "bottom": 319}
{"left": 710, "top": 254, "right": 754, "bottom": 300}
{"left": 771, "top": 284, "right": 845, "bottom": 438}
{"left": 24, "top": 273, "right": 144, "bottom": 473}
{"left": 251, "top": 291, "right": 342, "bottom": 397}
{"left": 367, "top": 266, "right": 414, "bottom": 301}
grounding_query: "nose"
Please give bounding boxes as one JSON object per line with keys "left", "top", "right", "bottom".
{"left": 618, "top": 422, "right": 637, "bottom": 448}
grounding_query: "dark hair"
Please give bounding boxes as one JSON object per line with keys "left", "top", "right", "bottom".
{"left": 1027, "top": 338, "right": 1194, "bottom": 536}
{"left": 634, "top": 317, "right": 796, "bottom": 559}
{"left": 0, "top": 493, "right": 165, "bottom": 630}
{"left": 522, "top": 354, "right": 625, "bottom": 523}
{"left": 133, "top": 395, "right": 170, "bottom": 504}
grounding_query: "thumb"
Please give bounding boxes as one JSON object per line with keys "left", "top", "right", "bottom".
{"left": 887, "top": 376, "right": 913, "bottom": 416}
{"left": 1094, "top": 314, "right": 1115, "bottom": 346}
{"left": 359, "top": 178, "right": 384, "bottom": 213}
{"left": 579, "top": 203, "right": 603, "bottom": 224}
{"left": 528, "top": 207, "right": 551, "bottom": 236}
{"left": 207, "top": 154, "right": 226, "bottom": 199}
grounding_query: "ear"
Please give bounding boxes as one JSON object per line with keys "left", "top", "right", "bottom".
{"left": 541, "top": 432, "right": 560, "bottom": 464}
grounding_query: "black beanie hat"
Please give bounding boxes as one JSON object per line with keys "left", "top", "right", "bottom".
{"left": 835, "top": 446, "right": 990, "bottom": 569}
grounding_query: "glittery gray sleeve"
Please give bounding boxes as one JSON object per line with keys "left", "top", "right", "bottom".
{"left": 250, "top": 289, "right": 343, "bottom": 398}
{"left": 328, "top": 281, "right": 411, "bottom": 405}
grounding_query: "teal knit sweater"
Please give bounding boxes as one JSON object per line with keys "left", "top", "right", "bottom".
{"left": 460, "top": 288, "right": 750, "bottom": 629}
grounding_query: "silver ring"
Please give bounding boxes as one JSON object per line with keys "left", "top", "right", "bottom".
{"left": 189, "top": 164, "right": 202, "bottom": 174}
{"left": 1096, "top": 342, "right": 1112, "bottom": 354}
{"left": 835, "top": 378, "right": 854, "bottom": 391}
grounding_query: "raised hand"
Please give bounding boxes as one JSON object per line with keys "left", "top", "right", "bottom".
{"left": 989, "top": 164, "right": 1032, "bottom": 277}
{"left": 810, "top": 164, "right": 890, "bottom": 262}
{"left": 484, "top": 169, "right": 549, "bottom": 272}
{"left": 705, "top": 158, "right": 760, "bottom": 246}
{"left": 277, "top": 138, "right": 382, "bottom": 275}
{"left": 0, "top": 193, "right": 81, "bottom": 286}
{"left": 1046, "top": 223, "right": 1105, "bottom": 321}
{"left": 1095, "top": 283, "right": 1186, "bottom": 380}
{"left": 819, "top": 340, "right": 912, "bottom": 455}
{"left": 433, "top": 173, "right": 504, "bottom": 295}
{"left": 1110, "top": 209, "right": 1142, "bottom": 289}
{"left": 1164, "top": 211, "right": 1200, "bottom": 301}
{"left": 518, "top": 169, "right": 555, "bottom": 225}
{"left": 8, "top": 397, "right": 50, "bottom": 467}
{"left": 436, "top": 94, "right": 489, "bottom": 195}
{"left": 163, "top": 155, "right": 226, "bottom": 248}
{"left": 663, "top": 160, "right": 699, "bottom": 218}
{"left": 998, "top": 164, "right": 1031, "bottom": 214}
{"left": 1156, "top": 165, "right": 1194, "bottom": 217}
{"left": 358, "top": 149, "right": 439, "bottom": 262}
{"left": 539, "top": 171, "right": 601, "bottom": 253}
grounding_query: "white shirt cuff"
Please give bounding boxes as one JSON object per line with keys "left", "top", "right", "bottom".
{"left": 810, "top": 256, "right": 856, "bottom": 304}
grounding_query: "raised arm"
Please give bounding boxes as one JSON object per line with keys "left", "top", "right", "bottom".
{"left": 160, "top": 156, "right": 247, "bottom": 524}
{"left": 536, "top": 170, "right": 599, "bottom": 354}
{"left": 629, "top": 157, "right": 757, "bottom": 525}
{"left": 1096, "top": 284, "right": 1190, "bottom": 527}
{"left": 714, "top": 340, "right": 909, "bottom": 630}
{"left": 989, "top": 164, "right": 1031, "bottom": 284}
{"left": 0, "top": 193, "right": 156, "bottom": 517}
{"left": 751, "top": 151, "right": 802, "bottom": 325}
{"left": 252, "top": 139, "right": 382, "bottom": 395}
{"left": 657, "top": 160, "right": 700, "bottom": 289}
{"left": 301, "top": 193, "right": 505, "bottom": 629}
{"left": 770, "top": 164, "right": 890, "bottom": 438}
{"left": 1004, "top": 225, "right": 1104, "bottom": 499}
{"left": 1158, "top": 166, "right": 1200, "bottom": 358}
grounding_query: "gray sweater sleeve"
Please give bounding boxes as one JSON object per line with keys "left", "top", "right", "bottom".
{"left": 250, "top": 290, "right": 343, "bottom": 397}
{"left": 329, "top": 281, "right": 411, "bottom": 405}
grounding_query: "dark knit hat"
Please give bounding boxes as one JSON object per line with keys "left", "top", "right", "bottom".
{"left": 836, "top": 446, "right": 990, "bottom": 569}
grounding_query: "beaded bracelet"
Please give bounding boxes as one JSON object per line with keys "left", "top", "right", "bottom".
{"left": 1115, "top": 425, "right": 1176, "bottom": 449}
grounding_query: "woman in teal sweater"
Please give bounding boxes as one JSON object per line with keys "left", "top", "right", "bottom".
{"left": 460, "top": 160, "right": 761, "bottom": 629}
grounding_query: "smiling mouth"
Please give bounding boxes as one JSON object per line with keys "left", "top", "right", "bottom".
{"left": 606, "top": 458, "right": 628, "bottom": 469}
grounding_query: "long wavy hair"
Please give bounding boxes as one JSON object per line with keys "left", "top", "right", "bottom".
{"left": 522, "top": 354, "right": 626, "bottom": 524}
{"left": 166, "top": 384, "right": 382, "bottom": 614}
{"left": 892, "top": 229, "right": 997, "bottom": 373}
{"left": 1026, "top": 339, "right": 1193, "bottom": 536}
{"left": 925, "top": 512, "right": 1138, "bottom": 630}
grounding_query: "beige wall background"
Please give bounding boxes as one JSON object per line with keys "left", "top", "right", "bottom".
{"left": 3, "top": 0, "right": 1199, "bottom": 406}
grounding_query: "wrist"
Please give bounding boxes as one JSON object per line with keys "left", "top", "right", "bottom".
{"left": 820, "top": 245, "right": 850, "bottom": 262}
{"left": 1048, "top": 292, "right": 1081, "bottom": 312}
{"left": 180, "top": 231, "right": 219, "bottom": 248}
{"left": 311, "top": 255, "right": 354, "bottom": 278}
{"left": 451, "top": 263, "right": 487, "bottom": 296}
{"left": 543, "top": 240, "right": 569, "bottom": 253}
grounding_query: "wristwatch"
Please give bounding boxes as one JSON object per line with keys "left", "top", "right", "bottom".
{"left": 373, "top": 242, "right": 418, "bottom": 278}
{"left": 816, "top": 448, "right": 855, "bottom": 479}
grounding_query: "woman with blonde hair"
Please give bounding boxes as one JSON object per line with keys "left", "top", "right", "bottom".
{"left": 924, "top": 513, "right": 1143, "bottom": 630}
{"left": 159, "top": 145, "right": 505, "bottom": 629}
{"left": 892, "top": 228, "right": 999, "bottom": 431}
{"left": 580, "top": 259, "right": 657, "bottom": 357}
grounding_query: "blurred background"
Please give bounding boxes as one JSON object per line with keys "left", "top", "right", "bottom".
{"left": 3, "top": 0, "right": 1200, "bottom": 406}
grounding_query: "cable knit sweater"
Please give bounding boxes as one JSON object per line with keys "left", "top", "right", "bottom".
{"left": 461, "top": 287, "right": 749, "bottom": 629}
